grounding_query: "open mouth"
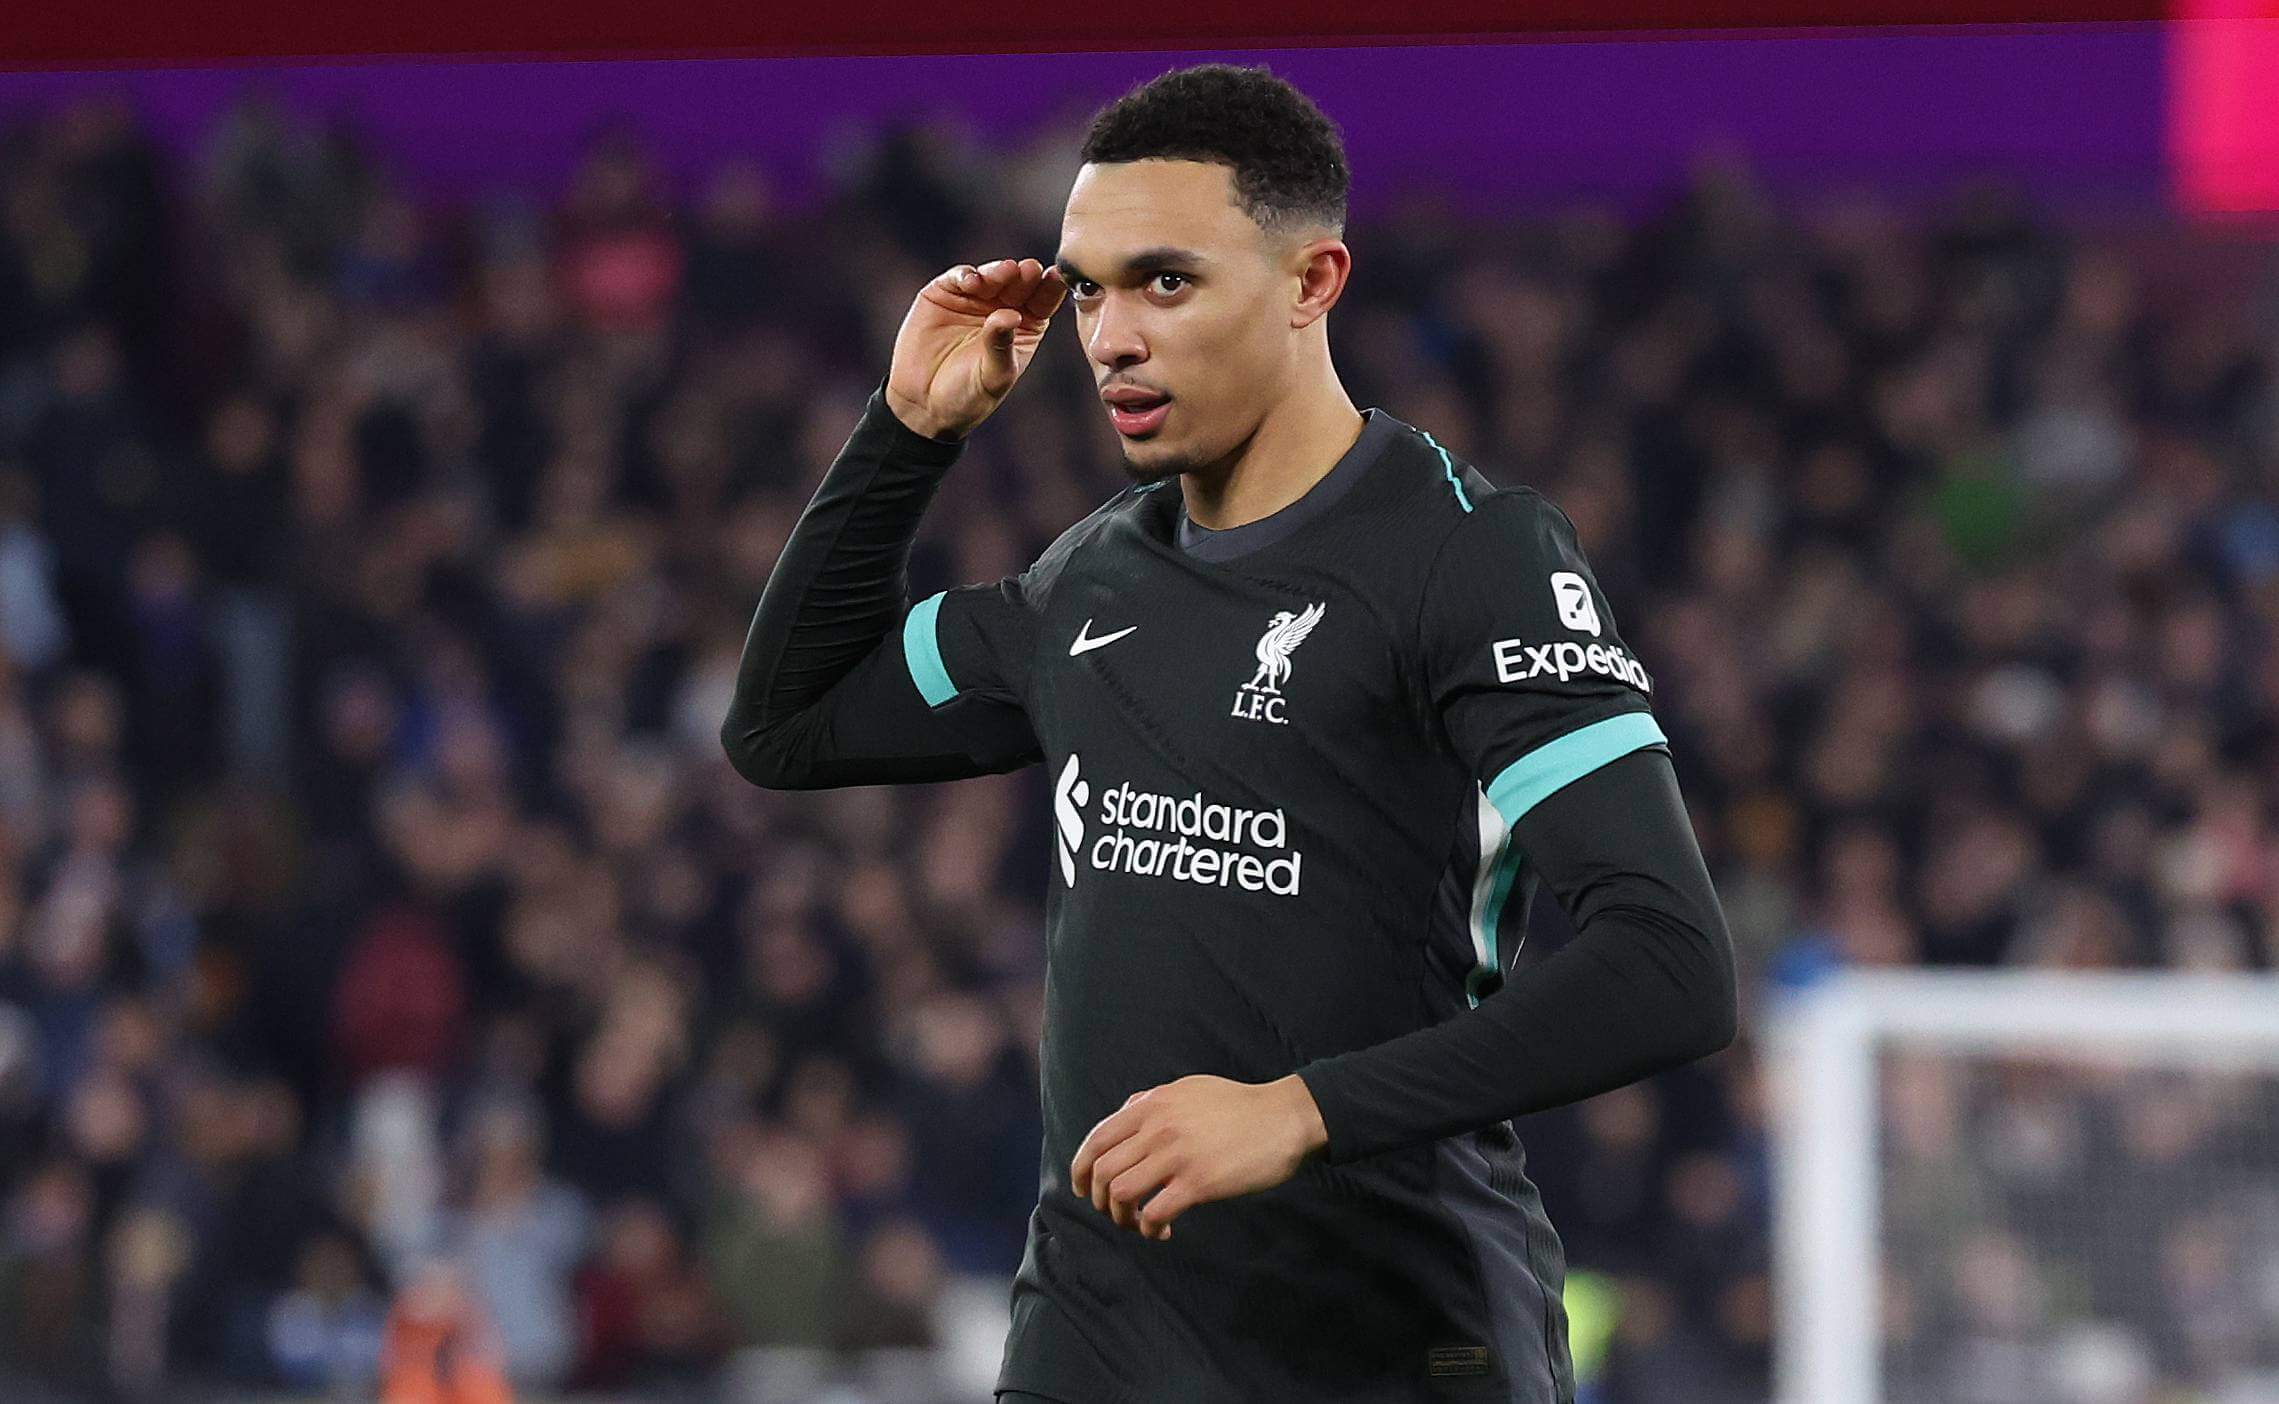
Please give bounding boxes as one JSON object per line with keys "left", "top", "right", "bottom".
{"left": 1105, "top": 392, "right": 1171, "bottom": 437}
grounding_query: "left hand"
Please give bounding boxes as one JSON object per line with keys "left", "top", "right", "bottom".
{"left": 1069, "top": 1074, "right": 1330, "bottom": 1241}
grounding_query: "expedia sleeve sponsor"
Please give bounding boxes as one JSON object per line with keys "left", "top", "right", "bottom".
{"left": 1420, "top": 490, "right": 1663, "bottom": 794}
{"left": 1491, "top": 637, "right": 1653, "bottom": 692}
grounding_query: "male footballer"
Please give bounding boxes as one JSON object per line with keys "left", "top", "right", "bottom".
{"left": 724, "top": 63, "right": 1736, "bottom": 1404}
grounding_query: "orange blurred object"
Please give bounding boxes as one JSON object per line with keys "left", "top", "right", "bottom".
{"left": 379, "top": 1262, "right": 516, "bottom": 1404}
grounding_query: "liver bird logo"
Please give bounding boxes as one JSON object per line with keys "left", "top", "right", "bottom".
{"left": 1244, "top": 602, "right": 1326, "bottom": 695}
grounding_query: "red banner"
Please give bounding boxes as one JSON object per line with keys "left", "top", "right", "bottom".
{"left": 3, "top": 0, "right": 2163, "bottom": 71}
{"left": 2169, "top": 3, "right": 2279, "bottom": 212}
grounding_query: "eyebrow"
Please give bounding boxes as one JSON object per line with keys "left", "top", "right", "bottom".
{"left": 1053, "top": 246, "right": 1209, "bottom": 284}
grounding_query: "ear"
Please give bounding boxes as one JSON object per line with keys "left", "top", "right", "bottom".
{"left": 1290, "top": 237, "right": 1351, "bottom": 331}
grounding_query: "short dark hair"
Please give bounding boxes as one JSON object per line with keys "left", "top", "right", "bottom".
{"left": 1079, "top": 63, "right": 1349, "bottom": 236}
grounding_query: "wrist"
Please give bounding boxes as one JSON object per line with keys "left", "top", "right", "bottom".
{"left": 1271, "top": 1073, "right": 1330, "bottom": 1159}
{"left": 880, "top": 385, "right": 964, "bottom": 445}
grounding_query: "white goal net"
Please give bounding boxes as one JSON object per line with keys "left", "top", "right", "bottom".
{"left": 1771, "top": 971, "right": 2279, "bottom": 1404}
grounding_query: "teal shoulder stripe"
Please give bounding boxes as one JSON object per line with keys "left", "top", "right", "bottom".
{"left": 1486, "top": 711, "right": 1666, "bottom": 825}
{"left": 902, "top": 591, "right": 958, "bottom": 707}
{"left": 1416, "top": 427, "right": 1473, "bottom": 514}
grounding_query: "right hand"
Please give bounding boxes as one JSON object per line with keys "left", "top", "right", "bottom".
{"left": 885, "top": 257, "right": 1066, "bottom": 441}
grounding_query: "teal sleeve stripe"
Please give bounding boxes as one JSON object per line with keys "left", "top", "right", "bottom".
{"left": 1485, "top": 710, "right": 1667, "bottom": 826}
{"left": 902, "top": 591, "right": 958, "bottom": 707}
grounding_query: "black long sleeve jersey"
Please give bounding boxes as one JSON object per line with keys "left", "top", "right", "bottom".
{"left": 723, "top": 384, "right": 1736, "bottom": 1404}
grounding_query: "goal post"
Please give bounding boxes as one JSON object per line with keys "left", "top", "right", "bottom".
{"left": 1769, "top": 969, "right": 2279, "bottom": 1404}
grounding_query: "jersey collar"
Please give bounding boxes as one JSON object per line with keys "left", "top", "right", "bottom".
{"left": 1143, "top": 406, "right": 1402, "bottom": 564}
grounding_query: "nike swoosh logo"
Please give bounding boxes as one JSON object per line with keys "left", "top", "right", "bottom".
{"left": 1069, "top": 619, "right": 1138, "bottom": 656}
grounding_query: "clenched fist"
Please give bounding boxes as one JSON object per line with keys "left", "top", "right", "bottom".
{"left": 884, "top": 256, "right": 1067, "bottom": 442}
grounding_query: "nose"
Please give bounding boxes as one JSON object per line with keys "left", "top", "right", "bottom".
{"left": 1084, "top": 294, "right": 1147, "bottom": 371}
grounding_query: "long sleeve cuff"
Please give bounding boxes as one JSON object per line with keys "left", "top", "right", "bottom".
{"left": 849, "top": 376, "right": 968, "bottom": 468}
{"left": 1294, "top": 1056, "right": 1397, "bottom": 1168}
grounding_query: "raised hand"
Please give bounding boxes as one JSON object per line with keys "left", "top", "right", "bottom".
{"left": 884, "top": 256, "right": 1067, "bottom": 442}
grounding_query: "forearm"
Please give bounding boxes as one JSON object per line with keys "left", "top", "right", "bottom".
{"left": 720, "top": 379, "right": 964, "bottom": 786}
{"left": 1293, "top": 749, "right": 1737, "bottom": 1165}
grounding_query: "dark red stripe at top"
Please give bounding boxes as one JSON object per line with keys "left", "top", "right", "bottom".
{"left": 4, "top": 0, "right": 2165, "bottom": 71}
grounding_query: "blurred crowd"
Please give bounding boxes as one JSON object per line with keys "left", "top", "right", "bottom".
{"left": 1879, "top": 1055, "right": 2279, "bottom": 1404}
{"left": 0, "top": 84, "right": 2273, "bottom": 1404}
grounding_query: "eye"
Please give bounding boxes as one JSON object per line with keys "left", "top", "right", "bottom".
{"left": 1149, "top": 272, "right": 1189, "bottom": 296}
{"left": 1070, "top": 278, "right": 1101, "bottom": 300}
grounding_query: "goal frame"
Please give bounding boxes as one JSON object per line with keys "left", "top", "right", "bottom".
{"left": 1769, "top": 968, "right": 2279, "bottom": 1404}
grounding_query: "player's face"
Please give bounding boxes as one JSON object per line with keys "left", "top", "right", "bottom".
{"left": 1057, "top": 159, "right": 1311, "bottom": 483}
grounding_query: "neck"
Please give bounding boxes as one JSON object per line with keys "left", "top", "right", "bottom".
{"left": 1178, "top": 373, "right": 1365, "bottom": 531}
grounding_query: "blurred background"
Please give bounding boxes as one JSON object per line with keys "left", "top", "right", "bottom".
{"left": 0, "top": 22, "right": 2276, "bottom": 1404}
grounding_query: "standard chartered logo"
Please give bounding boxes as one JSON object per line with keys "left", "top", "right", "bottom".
{"left": 1049, "top": 752, "right": 1302, "bottom": 896}
{"left": 1054, "top": 754, "right": 1089, "bottom": 887}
